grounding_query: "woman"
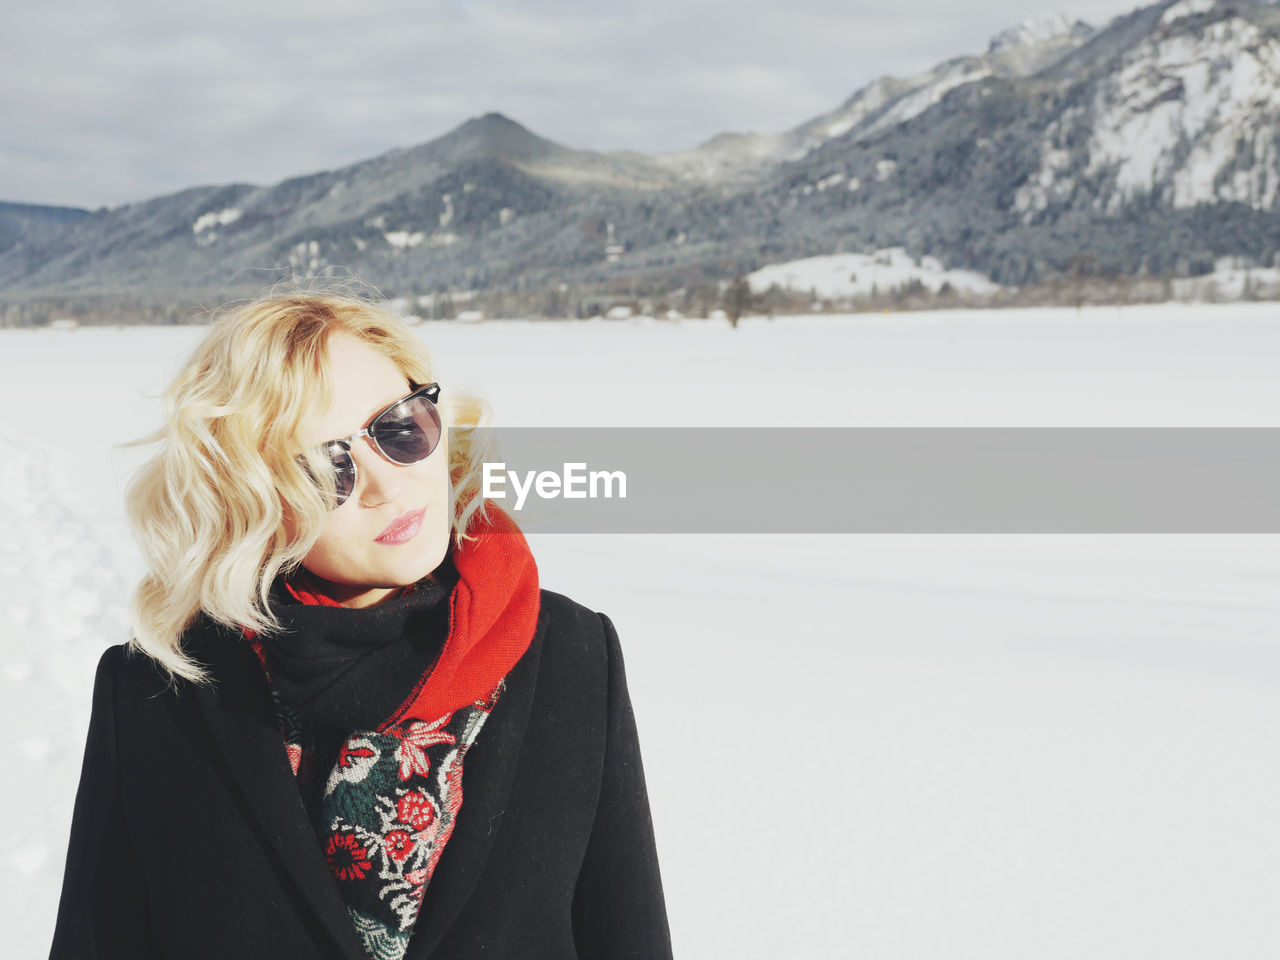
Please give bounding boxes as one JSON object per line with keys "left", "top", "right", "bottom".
{"left": 49, "top": 291, "right": 673, "bottom": 960}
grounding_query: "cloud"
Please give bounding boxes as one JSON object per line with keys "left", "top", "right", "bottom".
{"left": 0, "top": 0, "right": 1143, "bottom": 207}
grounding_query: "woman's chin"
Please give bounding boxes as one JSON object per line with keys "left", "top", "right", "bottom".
{"left": 381, "top": 530, "right": 452, "bottom": 586}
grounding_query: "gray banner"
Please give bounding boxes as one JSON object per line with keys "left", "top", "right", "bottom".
{"left": 452, "top": 428, "right": 1280, "bottom": 532}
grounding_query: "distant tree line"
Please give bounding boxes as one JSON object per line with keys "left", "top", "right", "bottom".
{"left": 8, "top": 267, "right": 1276, "bottom": 329}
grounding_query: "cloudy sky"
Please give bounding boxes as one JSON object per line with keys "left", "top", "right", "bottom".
{"left": 3, "top": 0, "right": 1146, "bottom": 210}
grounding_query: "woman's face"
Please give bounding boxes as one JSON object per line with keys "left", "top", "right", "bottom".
{"left": 293, "top": 332, "right": 451, "bottom": 607}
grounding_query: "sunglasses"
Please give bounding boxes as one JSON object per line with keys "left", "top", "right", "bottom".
{"left": 307, "top": 382, "right": 443, "bottom": 508}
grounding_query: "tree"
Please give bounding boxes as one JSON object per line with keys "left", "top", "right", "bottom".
{"left": 726, "top": 275, "right": 753, "bottom": 329}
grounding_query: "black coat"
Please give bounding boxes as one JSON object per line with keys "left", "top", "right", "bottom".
{"left": 49, "top": 590, "right": 673, "bottom": 960}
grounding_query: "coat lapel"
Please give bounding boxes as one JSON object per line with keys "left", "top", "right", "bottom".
{"left": 186, "top": 617, "right": 372, "bottom": 960}
{"left": 402, "top": 604, "right": 547, "bottom": 960}
{"left": 184, "top": 601, "right": 547, "bottom": 960}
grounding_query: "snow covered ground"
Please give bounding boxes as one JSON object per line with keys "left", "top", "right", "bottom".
{"left": 2, "top": 301, "right": 1279, "bottom": 958}
{"left": 746, "top": 248, "right": 1000, "bottom": 299}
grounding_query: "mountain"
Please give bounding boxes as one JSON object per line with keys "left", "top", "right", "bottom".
{"left": 5, "top": 0, "right": 1280, "bottom": 312}
{"left": 0, "top": 112, "right": 683, "bottom": 302}
{"left": 655, "top": 10, "right": 1096, "bottom": 182}
{"left": 1017, "top": 0, "right": 1280, "bottom": 216}
{"left": 0, "top": 201, "right": 91, "bottom": 257}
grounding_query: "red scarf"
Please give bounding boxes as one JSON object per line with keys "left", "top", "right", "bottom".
{"left": 248, "top": 503, "right": 540, "bottom": 728}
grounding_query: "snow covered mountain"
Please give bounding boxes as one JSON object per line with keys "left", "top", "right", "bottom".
{"left": 1016, "top": 0, "right": 1280, "bottom": 217}
{"left": 0, "top": 113, "right": 693, "bottom": 308}
{"left": 5, "top": 0, "right": 1280, "bottom": 311}
{"left": 0, "top": 202, "right": 91, "bottom": 257}
{"left": 656, "top": 13, "right": 1095, "bottom": 181}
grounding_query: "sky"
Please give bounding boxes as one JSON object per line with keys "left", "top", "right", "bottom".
{"left": 2, "top": 0, "right": 1148, "bottom": 210}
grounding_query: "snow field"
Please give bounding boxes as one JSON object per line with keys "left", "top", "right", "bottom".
{"left": 2, "top": 301, "right": 1279, "bottom": 958}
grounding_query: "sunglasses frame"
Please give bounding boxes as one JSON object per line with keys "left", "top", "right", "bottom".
{"left": 314, "top": 381, "right": 443, "bottom": 508}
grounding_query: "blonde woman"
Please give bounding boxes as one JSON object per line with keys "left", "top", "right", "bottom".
{"left": 49, "top": 292, "right": 672, "bottom": 960}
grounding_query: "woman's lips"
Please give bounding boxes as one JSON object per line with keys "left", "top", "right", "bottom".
{"left": 376, "top": 508, "right": 426, "bottom": 544}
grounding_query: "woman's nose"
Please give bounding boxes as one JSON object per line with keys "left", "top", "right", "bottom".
{"left": 351, "top": 439, "right": 404, "bottom": 506}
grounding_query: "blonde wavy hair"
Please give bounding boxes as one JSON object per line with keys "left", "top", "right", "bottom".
{"left": 124, "top": 289, "right": 496, "bottom": 686}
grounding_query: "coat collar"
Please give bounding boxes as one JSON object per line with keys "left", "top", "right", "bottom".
{"left": 185, "top": 604, "right": 547, "bottom": 960}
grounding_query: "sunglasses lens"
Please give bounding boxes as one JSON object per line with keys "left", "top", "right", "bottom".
{"left": 325, "top": 443, "right": 356, "bottom": 506}
{"left": 371, "top": 395, "right": 442, "bottom": 465}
